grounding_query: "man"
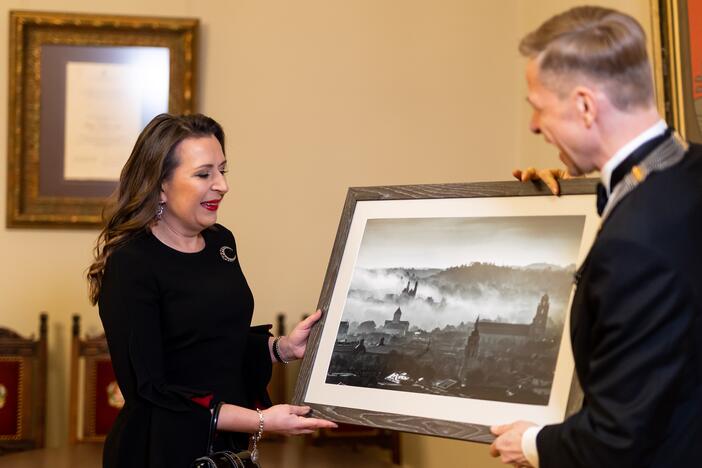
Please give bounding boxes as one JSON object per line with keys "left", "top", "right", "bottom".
{"left": 490, "top": 6, "right": 702, "bottom": 468}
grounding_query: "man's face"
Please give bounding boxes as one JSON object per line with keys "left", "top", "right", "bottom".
{"left": 525, "top": 59, "right": 597, "bottom": 176}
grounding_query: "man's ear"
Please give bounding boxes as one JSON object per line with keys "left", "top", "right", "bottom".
{"left": 572, "top": 86, "right": 597, "bottom": 128}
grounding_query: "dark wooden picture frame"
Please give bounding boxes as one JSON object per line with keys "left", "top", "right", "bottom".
{"left": 294, "top": 179, "right": 598, "bottom": 443}
{"left": 651, "top": 0, "right": 702, "bottom": 143}
{"left": 7, "top": 11, "right": 198, "bottom": 228}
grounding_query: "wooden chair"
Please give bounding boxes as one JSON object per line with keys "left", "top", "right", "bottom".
{"left": 311, "top": 426, "right": 401, "bottom": 465}
{"left": 0, "top": 314, "right": 47, "bottom": 455}
{"left": 68, "top": 315, "right": 121, "bottom": 443}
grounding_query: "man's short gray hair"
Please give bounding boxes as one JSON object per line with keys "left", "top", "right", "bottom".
{"left": 519, "top": 6, "right": 655, "bottom": 110}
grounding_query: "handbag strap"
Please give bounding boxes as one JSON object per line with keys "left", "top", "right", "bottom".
{"left": 207, "top": 401, "right": 225, "bottom": 455}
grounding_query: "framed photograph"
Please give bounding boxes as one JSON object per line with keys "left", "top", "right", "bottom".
{"left": 7, "top": 11, "right": 198, "bottom": 228}
{"left": 651, "top": 0, "right": 702, "bottom": 143}
{"left": 293, "top": 179, "right": 599, "bottom": 442}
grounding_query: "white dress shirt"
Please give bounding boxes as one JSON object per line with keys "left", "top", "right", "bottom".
{"left": 600, "top": 120, "right": 667, "bottom": 195}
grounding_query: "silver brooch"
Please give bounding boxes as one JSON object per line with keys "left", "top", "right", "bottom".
{"left": 219, "top": 246, "right": 237, "bottom": 262}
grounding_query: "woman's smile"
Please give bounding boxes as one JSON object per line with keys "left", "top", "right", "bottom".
{"left": 201, "top": 199, "right": 222, "bottom": 211}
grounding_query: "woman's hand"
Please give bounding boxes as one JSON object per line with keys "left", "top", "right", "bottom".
{"left": 262, "top": 404, "right": 338, "bottom": 435}
{"left": 512, "top": 167, "right": 572, "bottom": 195}
{"left": 217, "top": 402, "right": 337, "bottom": 435}
{"left": 277, "top": 310, "right": 322, "bottom": 362}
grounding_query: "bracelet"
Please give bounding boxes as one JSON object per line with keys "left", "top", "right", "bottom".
{"left": 249, "top": 408, "right": 264, "bottom": 463}
{"left": 272, "top": 336, "right": 291, "bottom": 364}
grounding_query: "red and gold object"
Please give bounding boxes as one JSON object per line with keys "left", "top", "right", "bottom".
{"left": 0, "top": 360, "right": 22, "bottom": 439}
{"left": 92, "top": 360, "right": 122, "bottom": 436}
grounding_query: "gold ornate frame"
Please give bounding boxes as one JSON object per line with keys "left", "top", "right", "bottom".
{"left": 650, "top": 0, "right": 702, "bottom": 143}
{"left": 7, "top": 11, "right": 198, "bottom": 228}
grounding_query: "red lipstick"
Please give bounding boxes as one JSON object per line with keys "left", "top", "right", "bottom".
{"left": 201, "top": 199, "right": 221, "bottom": 211}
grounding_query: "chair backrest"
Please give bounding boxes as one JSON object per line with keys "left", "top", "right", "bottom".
{"left": 0, "top": 314, "right": 47, "bottom": 455}
{"left": 312, "top": 425, "right": 401, "bottom": 464}
{"left": 68, "top": 314, "right": 121, "bottom": 443}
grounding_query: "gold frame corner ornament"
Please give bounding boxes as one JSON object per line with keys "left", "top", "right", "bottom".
{"left": 6, "top": 11, "right": 199, "bottom": 228}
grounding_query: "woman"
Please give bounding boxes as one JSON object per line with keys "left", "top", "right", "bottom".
{"left": 87, "top": 113, "right": 336, "bottom": 467}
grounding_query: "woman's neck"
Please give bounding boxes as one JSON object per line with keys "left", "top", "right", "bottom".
{"left": 151, "top": 217, "right": 205, "bottom": 253}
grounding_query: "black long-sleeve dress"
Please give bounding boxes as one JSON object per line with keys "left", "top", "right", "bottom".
{"left": 98, "top": 224, "right": 272, "bottom": 468}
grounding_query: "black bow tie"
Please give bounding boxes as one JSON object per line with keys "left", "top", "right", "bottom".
{"left": 596, "top": 182, "right": 608, "bottom": 216}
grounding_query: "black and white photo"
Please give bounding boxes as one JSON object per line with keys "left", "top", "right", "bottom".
{"left": 294, "top": 181, "right": 600, "bottom": 442}
{"left": 327, "top": 216, "right": 584, "bottom": 406}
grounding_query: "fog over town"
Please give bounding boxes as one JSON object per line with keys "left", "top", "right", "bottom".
{"left": 343, "top": 215, "right": 585, "bottom": 330}
{"left": 326, "top": 215, "right": 586, "bottom": 404}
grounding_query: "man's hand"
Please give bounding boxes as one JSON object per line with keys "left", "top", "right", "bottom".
{"left": 489, "top": 420, "right": 536, "bottom": 466}
{"left": 512, "top": 167, "right": 571, "bottom": 195}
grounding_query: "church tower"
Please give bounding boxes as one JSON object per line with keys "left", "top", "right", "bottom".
{"left": 459, "top": 317, "right": 481, "bottom": 382}
{"left": 530, "top": 293, "right": 549, "bottom": 336}
{"left": 466, "top": 317, "right": 480, "bottom": 358}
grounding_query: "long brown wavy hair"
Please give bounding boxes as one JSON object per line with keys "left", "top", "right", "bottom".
{"left": 87, "top": 113, "right": 225, "bottom": 305}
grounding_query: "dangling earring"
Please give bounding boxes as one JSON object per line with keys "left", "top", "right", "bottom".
{"left": 156, "top": 202, "right": 165, "bottom": 220}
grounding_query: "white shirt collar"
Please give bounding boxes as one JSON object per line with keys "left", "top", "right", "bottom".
{"left": 600, "top": 120, "right": 667, "bottom": 194}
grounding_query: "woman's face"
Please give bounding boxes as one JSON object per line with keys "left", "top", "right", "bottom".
{"left": 160, "top": 135, "right": 228, "bottom": 235}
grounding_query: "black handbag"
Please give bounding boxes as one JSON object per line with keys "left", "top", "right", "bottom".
{"left": 191, "top": 402, "right": 261, "bottom": 468}
{"left": 191, "top": 451, "right": 258, "bottom": 468}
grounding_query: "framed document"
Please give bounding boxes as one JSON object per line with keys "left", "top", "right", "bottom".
{"left": 7, "top": 11, "right": 198, "bottom": 228}
{"left": 651, "top": 0, "right": 702, "bottom": 143}
{"left": 293, "top": 179, "right": 598, "bottom": 442}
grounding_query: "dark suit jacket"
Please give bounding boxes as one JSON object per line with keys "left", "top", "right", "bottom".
{"left": 536, "top": 142, "right": 702, "bottom": 467}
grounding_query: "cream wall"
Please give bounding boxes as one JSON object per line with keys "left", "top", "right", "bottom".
{"left": 0, "top": 0, "right": 650, "bottom": 466}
